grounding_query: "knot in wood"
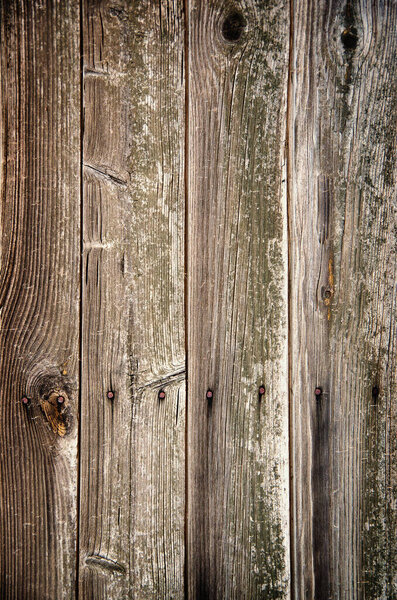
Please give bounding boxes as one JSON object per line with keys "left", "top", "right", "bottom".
{"left": 39, "top": 388, "right": 71, "bottom": 437}
{"left": 221, "top": 11, "right": 246, "bottom": 43}
{"left": 341, "top": 27, "right": 358, "bottom": 50}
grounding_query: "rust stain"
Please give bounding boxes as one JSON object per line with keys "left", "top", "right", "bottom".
{"left": 324, "top": 256, "right": 335, "bottom": 320}
{"left": 60, "top": 361, "right": 68, "bottom": 376}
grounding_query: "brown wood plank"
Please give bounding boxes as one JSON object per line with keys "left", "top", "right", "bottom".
{"left": 79, "top": 1, "right": 185, "bottom": 598}
{"left": 186, "top": 1, "right": 291, "bottom": 597}
{"left": 289, "top": 1, "right": 397, "bottom": 597}
{"left": 0, "top": 1, "right": 81, "bottom": 598}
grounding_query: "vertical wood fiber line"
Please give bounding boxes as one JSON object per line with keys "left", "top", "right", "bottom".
{"left": 184, "top": 1, "right": 190, "bottom": 599}
{"left": 79, "top": 1, "right": 185, "bottom": 598}
{"left": 186, "top": 1, "right": 290, "bottom": 597}
{"left": 289, "top": 1, "right": 397, "bottom": 598}
{"left": 76, "top": 0, "right": 85, "bottom": 595}
{"left": 286, "top": 1, "right": 294, "bottom": 597}
{"left": 0, "top": 1, "right": 81, "bottom": 598}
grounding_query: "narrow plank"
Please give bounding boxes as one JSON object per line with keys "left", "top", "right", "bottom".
{"left": 0, "top": 1, "right": 80, "bottom": 598}
{"left": 187, "top": 1, "right": 290, "bottom": 597}
{"left": 79, "top": 1, "right": 185, "bottom": 598}
{"left": 289, "top": 1, "right": 397, "bottom": 597}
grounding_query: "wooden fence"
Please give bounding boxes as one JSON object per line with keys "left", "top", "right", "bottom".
{"left": 0, "top": 0, "right": 396, "bottom": 598}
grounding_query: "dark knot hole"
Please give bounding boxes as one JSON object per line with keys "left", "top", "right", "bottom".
{"left": 221, "top": 11, "right": 247, "bottom": 43}
{"left": 341, "top": 27, "right": 358, "bottom": 50}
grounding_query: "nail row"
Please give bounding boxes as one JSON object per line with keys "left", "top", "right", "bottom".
{"left": 21, "top": 386, "right": 381, "bottom": 406}
{"left": 21, "top": 395, "right": 64, "bottom": 407}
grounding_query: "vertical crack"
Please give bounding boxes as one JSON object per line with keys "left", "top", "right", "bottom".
{"left": 183, "top": 0, "right": 189, "bottom": 598}
{"left": 75, "top": 0, "right": 84, "bottom": 597}
{"left": 286, "top": 0, "right": 295, "bottom": 598}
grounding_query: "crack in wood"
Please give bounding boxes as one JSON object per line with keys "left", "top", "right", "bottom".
{"left": 135, "top": 367, "right": 186, "bottom": 392}
{"left": 83, "top": 67, "right": 109, "bottom": 77}
{"left": 83, "top": 163, "right": 128, "bottom": 186}
{"left": 83, "top": 240, "right": 115, "bottom": 251}
{"left": 85, "top": 555, "right": 126, "bottom": 574}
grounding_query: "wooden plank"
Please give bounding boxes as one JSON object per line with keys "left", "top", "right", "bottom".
{"left": 79, "top": 1, "right": 185, "bottom": 598}
{"left": 0, "top": 1, "right": 80, "bottom": 598}
{"left": 186, "top": 1, "right": 290, "bottom": 597}
{"left": 289, "top": 1, "right": 397, "bottom": 597}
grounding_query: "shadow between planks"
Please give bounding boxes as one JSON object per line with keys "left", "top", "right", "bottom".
{"left": 0, "top": 0, "right": 395, "bottom": 599}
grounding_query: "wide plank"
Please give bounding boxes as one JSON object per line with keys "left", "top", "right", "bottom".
{"left": 79, "top": 1, "right": 185, "bottom": 598}
{"left": 289, "top": 1, "right": 397, "bottom": 597}
{"left": 187, "top": 1, "right": 291, "bottom": 597}
{"left": 0, "top": 1, "right": 80, "bottom": 598}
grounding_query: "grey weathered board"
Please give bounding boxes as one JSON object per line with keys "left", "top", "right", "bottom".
{"left": 79, "top": 1, "right": 186, "bottom": 598}
{"left": 289, "top": 1, "right": 397, "bottom": 599}
{"left": 186, "top": 0, "right": 290, "bottom": 598}
{"left": 0, "top": 0, "right": 396, "bottom": 599}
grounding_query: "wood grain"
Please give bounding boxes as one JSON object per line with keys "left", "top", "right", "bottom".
{"left": 0, "top": 1, "right": 80, "bottom": 598}
{"left": 289, "top": 1, "right": 397, "bottom": 597}
{"left": 1, "top": 2, "right": 396, "bottom": 598}
{"left": 79, "top": 1, "right": 185, "bottom": 598}
{"left": 186, "top": 1, "right": 290, "bottom": 597}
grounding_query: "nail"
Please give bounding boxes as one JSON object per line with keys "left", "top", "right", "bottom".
{"left": 314, "top": 387, "right": 323, "bottom": 397}
{"left": 107, "top": 391, "right": 114, "bottom": 400}
{"left": 206, "top": 390, "right": 213, "bottom": 400}
{"left": 158, "top": 390, "right": 166, "bottom": 400}
{"left": 56, "top": 395, "right": 65, "bottom": 405}
{"left": 21, "top": 396, "right": 31, "bottom": 406}
{"left": 258, "top": 385, "right": 265, "bottom": 398}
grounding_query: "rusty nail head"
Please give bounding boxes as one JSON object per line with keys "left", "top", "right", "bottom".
{"left": 206, "top": 390, "right": 213, "bottom": 400}
{"left": 56, "top": 395, "right": 65, "bottom": 404}
{"left": 22, "top": 396, "right": 30, "bottom": 406}
{"left": 259, "top": 385, "right": 265, "bottom": 396}
{"left": 315, "top": 387, "right": 322, "bottom": 397}
{"left": 107, "top": 391, "right": 114, "bottom": 400}
{"left": 158, "top": 390, "right": 166, "bottom": 400}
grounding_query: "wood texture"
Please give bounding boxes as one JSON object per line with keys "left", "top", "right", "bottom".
{"left": 0, "top": 1, "right": 80, "bottom": 598}
{"left": 289, "top": 1, "right": 397, "bottom": 598}
{"left": 79, "top": 1, "right": 185, "bottom": 598}
{"left": 186, "top": 1, "right": 290, "bottom": 597}
{"left": 1, "top": 1, "right": 397, "bottom": 598}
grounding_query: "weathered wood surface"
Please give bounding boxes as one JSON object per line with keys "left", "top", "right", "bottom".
{"left": 289, "top": 1, "right": 397, "bottom": 598}
{"left": 0, "top": 1, "right": 80, "bottom": 598}
{"left": 1, "top": 0, "right": 397, "bottom": 598}
{"left": 186, "top": 1, "right": 290, "bottom": 597}
{"left": 79, "top": 1, "right": 185, "bottom": 598}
